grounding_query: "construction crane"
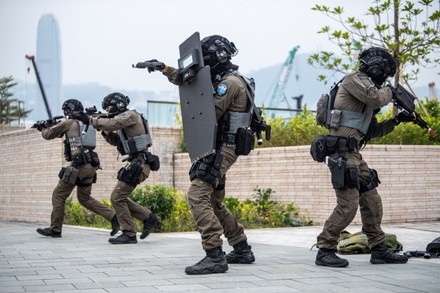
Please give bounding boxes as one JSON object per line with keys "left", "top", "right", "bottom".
{"left": 268, "top": 46, "right": 300, "bottom": 109}
{"left": 25, "top": 54, "right": 53, "bottom": 119}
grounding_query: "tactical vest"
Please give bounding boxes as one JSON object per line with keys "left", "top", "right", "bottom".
{"left": 223, "top": 71, "right": 255, "bottom": 135}
{"left": 320, "top": 78, "right": 374, "bottom": 135}
{"left": 117, "top": 112, "right": 152, "bottom": 155}
{"left": 330, "top": 106, "right": 374, "bottom": 135}
{"left": 66, "top": 121, "right": 96, "bottom": 151}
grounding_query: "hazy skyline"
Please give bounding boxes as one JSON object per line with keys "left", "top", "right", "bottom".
{"left": 1, "top": 0, "right": 439, "bottom": 95}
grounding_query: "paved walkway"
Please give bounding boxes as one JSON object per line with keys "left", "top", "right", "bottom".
{"left": 1, "top": 221, "right": 439, "bottom": 292}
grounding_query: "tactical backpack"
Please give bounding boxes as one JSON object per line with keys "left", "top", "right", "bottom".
{"left": 337, "top": 231, "right": 403, "bottom": 254}
{"left": 316, "top": 78, "right": 343, "bottom": 128}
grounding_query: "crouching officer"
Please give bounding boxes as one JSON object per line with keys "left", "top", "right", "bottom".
{"left": 313, "top": 47, "right": 412, "bottom": 267}
{"left": 35, "top": 99, "right": 119, "bottom": 238}
{"left": 142, "top": 34, "right": 261, "bottom": 274}
{"left": 87, "top": 92, "right": 160, "bottom": 244}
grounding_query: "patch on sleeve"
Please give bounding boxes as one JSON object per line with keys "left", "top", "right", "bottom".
{"left": 358, "top": 74, "right": 374, "bottom": 86}
{"left": 216, "top": 83, "right": 228, "bottom": 96}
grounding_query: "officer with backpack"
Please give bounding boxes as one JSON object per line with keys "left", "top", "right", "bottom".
{"left": 311, "top": 47, "right": 414, "bottom": 267}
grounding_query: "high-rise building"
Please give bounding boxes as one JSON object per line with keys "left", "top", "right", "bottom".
{"left": 36, "top": 14, "right": 62, "bottom": 116}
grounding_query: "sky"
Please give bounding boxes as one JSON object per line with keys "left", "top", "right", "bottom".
{"left": 1, "top": 0, "right": 439, "bottom": 94}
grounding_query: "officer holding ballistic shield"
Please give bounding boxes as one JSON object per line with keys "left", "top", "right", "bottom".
{"left": 137, "top": 33, "right": 268, "bottom": 274}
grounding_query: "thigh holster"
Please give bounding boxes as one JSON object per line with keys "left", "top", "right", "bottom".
{"left": 359, "top": 169, "right": 381, "bottom": 193}
{"left": 189, "top": 153, "right": 223, "bottom": 185}
{"left": 117, "top": 159, "right": 143, "bottom": 187}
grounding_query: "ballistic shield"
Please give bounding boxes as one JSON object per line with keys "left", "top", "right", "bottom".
{"left": 178, "top": 32, "right": 217, "bottom": 162}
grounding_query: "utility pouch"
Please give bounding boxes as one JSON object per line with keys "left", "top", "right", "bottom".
{"left": 325, "top": 136, "right": 340, "bottom": 154}
{"left": 146, "top": 153, "right": 160, "bottom": 171}
{"left": 326, "top": 156, "right": 346, "bottom": 189}
{"left": 310, "top": 135, "right": 328, "bottom": 162}
{"left": 330, "top": 110, "right": 342, "bottom": 130}
{"left": 345, "top": 166, "right": 360, "bottom": 190}
{"left": 117, "top": 159, "right": 143, "bottom": 187}
{"left": 235, "top": 128, "right": 254, "bottom": 156}
{"left": 359, "top": 168, "right": 380, "bottom": 193}
{"left": 90, "top": 151, "right": 100, "bottom": 168}
{"left": 61, "top": 166, "right": 79, "bottom": 185}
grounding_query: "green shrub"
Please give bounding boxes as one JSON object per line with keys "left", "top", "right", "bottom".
{"left": 259, "top": 107, "right": 327, "bottom": 148}
{"left": 64, "top": 185, "right": 312, "bottom": 232}
{"left": 64, "top": 197, "right": 112, "bottom": 230}
{"left": 224, "top": 187, "right": 313, "bottom": 228}
{"left": 372, "top": 99, "right": 440, "bottom": 145}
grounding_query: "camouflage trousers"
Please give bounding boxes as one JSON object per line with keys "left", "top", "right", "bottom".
{"left": 317, "top": 150, "right": 386, "bottom": 250}
{"left": 187, "top": 146, "right": 248, "bottom": 250}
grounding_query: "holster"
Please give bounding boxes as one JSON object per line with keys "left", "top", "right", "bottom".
{"left": 189, "top": 152, "right": 223, "bottom": 185}
{"left": 59, "top": 166, "right": 79, "bottom": 185}
{"left": 117, "top": 159, "right": 143, "bottom": 187}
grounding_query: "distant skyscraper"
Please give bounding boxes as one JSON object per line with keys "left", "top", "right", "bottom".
{"left": 36, "top": 14, "right": 62, "bottom": 116}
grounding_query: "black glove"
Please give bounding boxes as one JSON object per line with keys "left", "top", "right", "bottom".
{"left": 387, "top": 84, "right": 397, "bottom": 100}
{"left": 393, "top": 111, "right": 415, "bottom": 125}
{"left": 31, "top": 121, "right": 46, "bottom": 131}
{"left": 79, "top": 113, "right": 90, "bottom": 125}
{"left": 144, "top": 59, "right": 165, "bottom": 73}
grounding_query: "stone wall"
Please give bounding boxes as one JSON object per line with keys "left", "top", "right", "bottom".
{"left": 1, "top": 126, "right": 439, "bottom": 226}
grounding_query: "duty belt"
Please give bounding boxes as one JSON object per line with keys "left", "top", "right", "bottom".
{"left": 335, "top": 136, "right": 359, "bottom": 152}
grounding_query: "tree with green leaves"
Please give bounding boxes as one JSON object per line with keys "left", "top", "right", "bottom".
{"left": 308, "top": 0, "right": 440, "bottom": 86}
{"left": 0, "top": 76, "right": 31, "bottom": 125}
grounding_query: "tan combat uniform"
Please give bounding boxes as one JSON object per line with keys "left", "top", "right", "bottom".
{"left": 163, "top": 66, "right": 249, "bottom": 250}
{"left": 317, "top": 71, "right": 396, "bottom": 250}
{"left": 42, "top": 119, "right": 116, "bottom": 233}
{"left": 91, "top": 110, "right": 153, "bottom": 238}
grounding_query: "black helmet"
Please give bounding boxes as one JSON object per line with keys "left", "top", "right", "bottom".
{"left": 201, "top": 35, "right": 238, "bottom": 67}
{"left": 62, "top": 99, "right": 84, "bottom": 116}
{"left": 359, "top": 47, "right": 397, "bottom": 84}
{"left": 102, "top": 92, "right": 130, "bottom": 114}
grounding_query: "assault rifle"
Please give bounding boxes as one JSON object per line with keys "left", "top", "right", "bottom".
{"left": 31, "top": 115, "right": 64, "bottom": 131}
{"left": 250, "top": 108, "right": 271, "bottom": 145}
{"left": 390, "top": 84, "right": 436, "bottom": 136}
{"left": 69, "top": 106, "right": 113, "bottom": 135}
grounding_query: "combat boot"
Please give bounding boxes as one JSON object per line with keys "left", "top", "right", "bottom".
{"left": 110, "top": 215, "right": 120, "bottom": 236}
{"left": 108, "top": 234, "right": 137, "bottom": 244}
{"left": 226, "top": 241, "right": 256, "bottom": 264}
{"left": 185, "top": 247, "right": 228, "bottom": 275}
{"left": 140, "top": 214, "right": 159, "bottom": 239}
{"left": 370, "top": 243, "right": 408, "bottom": 264}
{"left": 36, "top": 227, "right": 61, "bottom": 238}
{"left": 315, "top": 248, "right": 349, "bottom": 267}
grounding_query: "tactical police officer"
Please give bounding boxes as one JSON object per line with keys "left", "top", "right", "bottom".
{"left": 86, "top": 92, "right": 160, "bottom": 244}
{"left": 35, "top": 99, "right": 120, "bottom": 238}
{"left": 314, "top": 48, "right": 412, "bottom": 267}
{"left": 145, "top": 35, "right": 257, "bottom": 274}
